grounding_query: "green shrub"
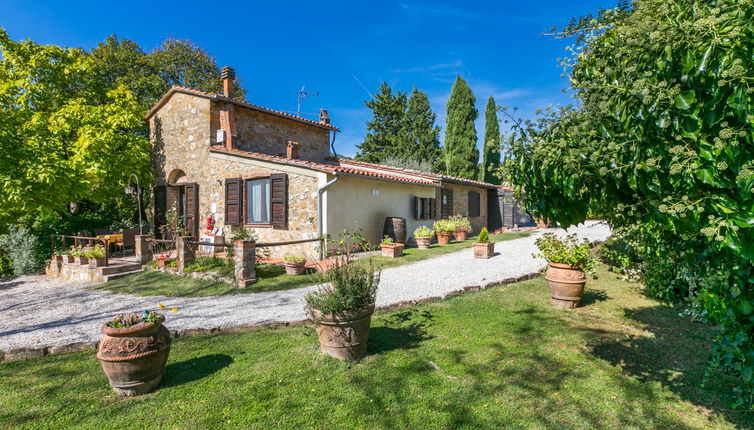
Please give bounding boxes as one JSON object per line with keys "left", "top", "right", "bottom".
{"left": 0, "top": 247, "right": 13, "bottom": 277}
{"left": 413, "top": 225, "right": 433, "bottom": 238}
{"left": 283, "top": 255, "right": 306, "bottom": 263}
{"left": 448, "top": 215, "right": 471, "bottom": 233}
{"left": 84, "top": 244, "right": 106, "bottom": 259}
{"left": 380, "top": 236, "right": 395, "bottom": 246}
{"left": 0, "top": 225, "right": 44, "bottom": 274}
{"left": 305, "top": 259, "right": 380, "bottom": 318}
{"left": 534, "top": 233, "right": 595, "bottom": 276}
{"left": 433, "top": 219, "right": 455, "bottom": 233}
{"left": 477, "top": 227, "right": 490, "bottom": 243}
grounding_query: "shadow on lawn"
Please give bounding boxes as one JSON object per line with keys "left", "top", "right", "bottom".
{"left": 579, "top": 287, "right": 609, "bottom": 306}
{"left": 368, "top": 308, "right": 435, "bottom": 355}
{"left": 160, "top": 354, "right": 233, "bottom": 389}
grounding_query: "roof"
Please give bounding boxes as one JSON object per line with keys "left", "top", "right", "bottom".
{"left": 145, "top": 86, "right": 340, "bottom": 132}
{"left": 209, "top": 146, "right": 498, "bottom": 189}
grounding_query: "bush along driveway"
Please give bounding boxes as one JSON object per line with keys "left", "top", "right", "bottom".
{"left": 0, "top": 260, "right": 749, "bottom": 429}
{"left": 0, "top": 222, "right": 609, "bottom": 355}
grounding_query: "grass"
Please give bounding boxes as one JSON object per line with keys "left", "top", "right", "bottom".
{"left": 3, "top": 262, "right": 750, "bottom": 429}
{"left": 94, "top": 231, "right": 531, "bottom": 298}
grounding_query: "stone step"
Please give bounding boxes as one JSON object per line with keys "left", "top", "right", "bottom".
{"left": 103, "top": 269, "right": 144, "bottom": 282}
{"left": 99, "top": 264, "right": 143, "bottom": 276}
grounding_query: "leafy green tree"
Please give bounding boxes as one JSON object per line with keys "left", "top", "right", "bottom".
{"left": 404, "top": 87, "right": 442, "bottom": 170}
{"left": 502, "top": 0, "right": 754, "bottom": 406}
{"left": 444, "top": 76, "right": 478, "bottom": 179}
{"left": 480, "top": 96, "right": 501, "bottom": 183}
{"left": 356, "top": 82, "right": 408, "bottom": 163}
{"left": 0, "top": 28, "right": 151, "bottom": 230}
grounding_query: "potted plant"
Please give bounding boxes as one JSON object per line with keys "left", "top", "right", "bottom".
{"left": 379, "top": 236, "right": 404, "bottom": 258}
{"left": 154, "top": 253, "right": 170, "bottom": 269}
{"left": 97, "top": 310, "right": 172, "bottom": 396}
{"left": 70, "top": 246, "right": 89, "bottom": 266}
{"left": 283, "top": 255, "right": 307, "bottom": 275}
{"left": 473, "top": 227, "right": 494, "bottom": 259}
{"left": 534, "top": 233, "right": 595, "bottom": 308}
{"left": 433, "top": 219, "right": 455, "bottom": 245}
{"left": 87, "top": 244, "right": 107, "bottom": 268}
{"left": 449, "top": 215, "right": 472, "bottom": 241}
{"left": 305, "top": 250, "right": 380, "bottom": 361}
{"left": 413, "top": 225, "right": 433, "bottom": 249}
{"left": 60, "top": 249, "right": 74, "bottom": 264}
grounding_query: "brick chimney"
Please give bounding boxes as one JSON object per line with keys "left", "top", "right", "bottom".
{"left": 319, "top": 108, "right": 330, "bottom": 125}
{"left": 286, "top": 141, "right": 300, "bottom": 159}
{"left": 221, "top": 66, "right": 235, "bottom": 97}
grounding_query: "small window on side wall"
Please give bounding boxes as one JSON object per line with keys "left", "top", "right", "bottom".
{"left": 246, "top": 178, "right": 271, "bottom": 224}
{"left": 414, "top": 196, "right": 436, "bottom": 220}
{"left": 468, "top": 191, "right": 480, "bottom": 217}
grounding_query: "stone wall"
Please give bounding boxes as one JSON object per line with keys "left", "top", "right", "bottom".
{"left": 435, "top": 183, "right": 489, "bottom": 234}
{"left": 211, "top": 103, "right": 331, "bottom": 163}
{"left": 150, "top": 93, "right": 322, "bottom": 259}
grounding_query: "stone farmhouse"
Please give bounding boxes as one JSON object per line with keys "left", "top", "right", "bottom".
{"left": 146, "top": 67, "right": 500, "bottom": 259}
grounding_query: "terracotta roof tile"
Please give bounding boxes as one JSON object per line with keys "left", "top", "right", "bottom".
{"left": 335, "top": 158, "right": 498, "bottom": 189}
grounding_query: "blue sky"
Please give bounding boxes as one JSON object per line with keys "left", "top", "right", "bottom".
{"left": 1, "top": 0, "right": 610, "bottom": 158}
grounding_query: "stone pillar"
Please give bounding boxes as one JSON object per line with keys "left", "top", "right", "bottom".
{"left": 135, "top": 235, "right": 152, "bottom": 264}
{"left": 176, "top": 236, "right": 195, "bottom": 272}
{"left": 234, "top": 240, "right": 256, "bottom": 288}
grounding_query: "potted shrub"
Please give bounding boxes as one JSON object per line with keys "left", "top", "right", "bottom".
{"left": 283, "top": 255, "right": 307, "bottom": 275}
{"left": 534, "top": 233, "right": 595, "bottom": 308}
{"left": 450, "top": 215, "right": 472, "bottom": 241}
{"left": 413, "top": 225, "right": 433, "bottom": 249}
{"left": 433, "top": 219, "right": 455, "bottom": 245}
{"left": 473, "top": 227, "right": 494, "bottom": 259}
{"left": 87, "top": 244, "right": 107, "bottom": 268}
{"left": 71, "top": 246, "right": 89, "bottom": 266}
{"left": 306, "top": 254, "right": 380, "bottom": 361}
{"left": 97, "top": 310, "right": 172, "bottom": 396}
{"left": 379, "top": 236, "right": 404, "bottom": 258}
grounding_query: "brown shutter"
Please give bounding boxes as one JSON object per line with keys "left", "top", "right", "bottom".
{"left": 468, "top": 191, "right": 480, "bottom": 217}
{"left": 430, "top": 198, "right": 437, "bottom": 220}
{"left": 270, "top": 173, "right": 288, "bottom": 227}
{"left": 225, "top": 178, "right": 243, "bottom": 226}
{"left": 441, "top": 189, "right": 454, "bottom": 218}
{"left": 184, "top": 183, "right": 199, "bottom": 237}
{"left": 154, "top": 185, "right": 167, "bottom": 238}
{"left": 414, "top": 196, "right": 420, "bottom": 219}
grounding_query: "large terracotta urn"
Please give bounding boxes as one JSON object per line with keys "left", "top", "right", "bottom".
{"left": 454, "top": 228, "right": 469, "bottom": 242}
{"left": 284, "top": 261, "right": 306, "bottom": 275}
{"left": 312, "top": 304, "right": 374, "bottom": 361}
{"left": 415, "top": 236, "right": 432, "bottom": 249}
{"left": 97, "top": 316, "right": 172, "bottom": 396}
{"left": 545, "top": 262, "right": 587, "bottom": 308}
{"left": 436, "top": 232, "right": 453, "bottom": 245}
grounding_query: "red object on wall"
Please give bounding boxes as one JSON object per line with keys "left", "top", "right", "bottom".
{"left": 206, "top": 214, "right": 214, "bottom": 231}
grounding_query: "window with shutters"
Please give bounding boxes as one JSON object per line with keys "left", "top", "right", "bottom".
{"left": 414, "top": 197, "right": 435, "bottom": 220}
{"left": 468, "top": 191, "right": 480, "bottom": 217}
{"left": 245, "top": 178, "right": 271, "bottom": 224}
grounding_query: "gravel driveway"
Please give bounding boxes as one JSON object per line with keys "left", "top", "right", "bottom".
{"left": 0, "top": 221, "right": 610, "bottom": 353}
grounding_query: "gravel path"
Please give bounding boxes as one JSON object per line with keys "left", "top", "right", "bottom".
{"left": 0, "top": 221, "right": 610, "bottom": 352}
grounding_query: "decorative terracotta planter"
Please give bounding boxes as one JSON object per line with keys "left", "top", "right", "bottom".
{"left": 545, "top": 262, "right": 587, "bottom": 308}
{"left": 89, "top": 257, "right": 107, "bottom": 268}
{"left": 473, "top": 242, "right": 494, "bottom": 259}
{"left": 380, "top": 243, "right": 405, "bottom": 258}
{"left": 415, "top": 236, "right": 432, "bottom": 249}
{"left": 312, "top": 304, "right": 374, "bottom": 361}
{"left": 97, "top": 317, "right": 172, "bottom": 396}
{"left": 61, "top": 255, "right": 74, "bottom": 264}
{"left": 284, "top": 261, "right": 306, "bottom": 275}
{"left": 436, "top": 232, "right": 453, "bottom": 245}
{"left": 74, "top": 256, "right": 89, "bottom": 266}
{"left": 454, "top": 229, "right": 469, "bottom": 242}
{"left": 156, "top": 259, "right": 166, "bottom": 268}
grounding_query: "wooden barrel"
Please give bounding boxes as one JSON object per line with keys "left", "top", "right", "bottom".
{"left": 383, "top": 217, "right": 407, "bottom": 244}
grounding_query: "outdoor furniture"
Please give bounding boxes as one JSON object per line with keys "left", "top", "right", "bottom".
{"left": 114, "top": 228, "right": 138, "bottom": 256}
{"left": 97, "top": 233, "right": 123, "bottom": 256}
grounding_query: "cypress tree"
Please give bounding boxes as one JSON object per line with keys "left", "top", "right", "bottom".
{"left": 404, "top": 87, "right": 442, "bottom": 170}
{"left": 444, "top": 76, "right": 478, "bottom": 179}
{"left": 479, "top": 96, "right": 501, "bottom": 183}
{"left": 355, "top": 82, "right": 407, "bottom": 163}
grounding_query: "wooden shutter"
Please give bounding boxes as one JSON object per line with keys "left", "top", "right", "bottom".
{"left": 225, "top": 178, "right": 243, "bottom": 226}
{"left": 154, "top": 185, "right": 167, "bottom": 238}
{"left": 184, "top": 183, "right": 199, "bottom": 237}
{"left": 441, "top": 189, "right": 454, "bottom": 218}
{"left": 270, "top": 173, "right": 288, "bottom": 227}
{"left": 430, "top": 198, "right": 437, "bottom": 220}
{"left": 414, "top": 196, "right": 420, "bottom": 220}
{"left": 468, "top": 191, "right": 480, "bottom": 217}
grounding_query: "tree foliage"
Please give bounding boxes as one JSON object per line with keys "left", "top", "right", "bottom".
{"left": 445, "top": 75, "right": 479, "bottom": 179}
{"left": 405, "top": 87, "right": 443, "bottom": 171}
{"left": 480, "top": 96, "right": 501, "bottom": 183}
{"left": 502, "top": 0, "right": 754, "bottom": 406}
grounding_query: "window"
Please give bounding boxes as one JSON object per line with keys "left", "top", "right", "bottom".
{"left": 441, "top": 189, "right": 454, "bottom": 218}
{"left": 414, "top": 197, "right": 435, "bottom": 220}
{"left": 246, "top": 178, "right": 271, "bottom": 224}
{"left": 468, "top": 191, "right": 480, "bottom": 217}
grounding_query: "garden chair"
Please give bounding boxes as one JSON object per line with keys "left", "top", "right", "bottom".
{"left": 94, "top": 228, "right": 111, "bottom": 236}
{"left": 114, "top": 228, "right": 138, "bottom": 257}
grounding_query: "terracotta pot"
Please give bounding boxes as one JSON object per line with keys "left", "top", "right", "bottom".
{"left": 536, "top": 218, "right": 551, "bottom": 229}
{"left": 89, "top": 257, "right": 107, "bottom": 268}
{"left": 284, "top": 261, "right": 306, "bottom": 275}
{"left": 454, "top": 229, "right": 469, "bottom": 242}
{"left": 312, "top": 304, "right": 374, "bottom": 361}
{"left": 380, "top": 243, "right": 404, "bottom": 258}
{"left": 97, "top": 317, "right": 172, "bottom": 396}
{"left": 436, "top": 231, "right": 453, "bottom": 245}
{"left": 74, "top": 256, "right": 89, "bottom": 266}
{"left": 61, "top": 255, "right": 74, "bottom": 264}
{"left": 53, "top": 255, "right": 63, "bottom": 263}
{"left": 156, "top": 259, "right": 166, "bottom": 268}
{"left": 473, "top": 242, "right": 494, "bottom": 259}
{"left": 545, "top": 262, "right": 587, "bottom": 308}
{"left": 415, "top": 236, "right": 432, "bottom": 249}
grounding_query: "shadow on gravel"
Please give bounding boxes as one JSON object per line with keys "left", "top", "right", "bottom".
{"left": 0, "top": 276, "right": 22, "bottom": 292}
{"left": 161, "top": 354, "right": 233, "bottom": 389}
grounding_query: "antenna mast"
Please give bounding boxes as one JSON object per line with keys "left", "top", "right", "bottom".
{"left": 297, "top": 86, "right": 319, "bottom": 116}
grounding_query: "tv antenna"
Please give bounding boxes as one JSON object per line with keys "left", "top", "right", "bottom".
{"left": 297, "top": 86, "right": 318, "bottom": 116}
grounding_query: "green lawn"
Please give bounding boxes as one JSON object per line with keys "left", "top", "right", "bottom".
{"left": 3, "top": 262, "right": 749, "bottom": 429}
{"left": 94, "top": 231, "right": 531, "bottom": 298}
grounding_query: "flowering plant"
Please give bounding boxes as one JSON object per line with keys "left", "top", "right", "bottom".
{"left": 413, "top": 225, "right": 433, "bottom": 238}
{"left": 380, "top": 236, "right": 395, "bottom": 246}
{"left": 448, "top": 215, "right": 472, "bottom": 233}
{"left": 283, "top": 255, "right": 306, "bottom": 263}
